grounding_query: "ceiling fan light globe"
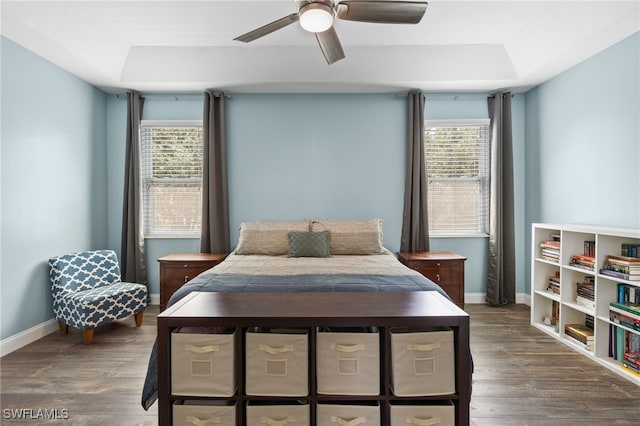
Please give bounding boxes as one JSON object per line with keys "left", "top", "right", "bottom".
{"left": 299, "top": 4, "right": 334, "bottom": 33}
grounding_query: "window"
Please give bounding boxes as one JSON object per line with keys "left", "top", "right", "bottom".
{"left": 424, "top": 119, "right": 490, "bottom": 236}
{"left": 141, "top": 121, "right": 203, "bottom": 237}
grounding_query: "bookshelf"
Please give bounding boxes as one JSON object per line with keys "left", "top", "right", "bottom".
{"left": 531, "top": 223, "right": 640, "bottom": 385}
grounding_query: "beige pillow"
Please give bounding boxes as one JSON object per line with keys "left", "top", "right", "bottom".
{"left": 311, "top": 219, "right": 384, "bottom": 255}
{"left": 236, "top": 220, "right": 310, "bottom": 255}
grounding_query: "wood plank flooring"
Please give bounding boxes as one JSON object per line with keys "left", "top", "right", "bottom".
{"left": 1, "top": 304, "right": 639, "bottom": 425}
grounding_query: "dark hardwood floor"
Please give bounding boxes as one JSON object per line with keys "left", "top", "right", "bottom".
{"left": 468, "top": 304, "right": 640, "bottom": 425}
{"left": 1, "top": 304, "right": 639, "bottom": 425}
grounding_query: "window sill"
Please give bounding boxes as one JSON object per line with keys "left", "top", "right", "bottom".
{"left": 144, "top": 235, "right": 200, "bottom": 240}
{"left": 430, "top": 233, "right": 489, "bottom": 238}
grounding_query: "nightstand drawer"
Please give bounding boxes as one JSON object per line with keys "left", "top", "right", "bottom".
{"left": 398, "top": 252, "right": 466, "bottom": 309}
{"left": 158, "top": 253, "right": 228, "bottom": 311}
{"left": 162, "top": 262, "right": 213, "bottom": 286}
{"left": 414, "top": 261, "right": 464, "bottom": 285}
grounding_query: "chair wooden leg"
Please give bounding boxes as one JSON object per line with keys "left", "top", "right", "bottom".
{"left": 83, "top": 328, "right": 94, "bottom": 345}
{"left": 134, "top": 312, "right": 144, "bottom": 327}
{"left": 58, "top": 321, "right": 69, "bottom": 335}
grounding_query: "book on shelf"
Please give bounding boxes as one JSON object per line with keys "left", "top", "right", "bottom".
{"left": 618, "top": 283, "right": 640, "bottom": 304}
{"left": 551, "top": 300, "right": 560, "bottom": 330}
{"left": 540, "top": 241, "right": 560, "bottom": 250}
{"left": 607, "top": 254, "right": 640, "bottom": 263}
{"left": 609, "top": 323, "right": 624, "bottom": 360}
{"left": 584, "top": 240, "right": 595, "bottom": 257}
{"left": 541, "top": 255, "right": 560, "bottom": 263}
{"left": 601, "top": 254, "right": 640, "bottom": 280}
{"left": 609, "top": 326, "right": 640, "bottom": 361}
{"left": 603, "top": 263, "right": 640, "bottom": 274}
{"left": 576, "top": 295, "right": 595, "bottom": 310}
{"left": 541, "top": 248, "right": 560, "bottom": 258}
{"left": 547, "top": 272, "right": 561, "bottom": 295}
{"left": 609, "top": 308, "right": 640, "bottom": 332}
{"left": 621, "top": 243, "right": 640, "bottom": 258}
{"left": 564, "top": 323, "right": 594, "bottom": 347}
{"left": 622, "top": 362, "right": 640, "bottom": 376}
{"left": 564, "top": 332, "right": 594, "bottom": 350}
{"left": 585, "top": 314, "right": 594, "bottom": 329}
{"left": 630, "top": 333, "right": 640, "bottom": 353}
{"left": 599, "top": 268, "right": 640, "bottom": 281}
{"left": 539, "top": 237, "right": 560, "bottom": 262}
{"left": 569, "top": 254, "right": 595, "bottom": 271}
{"left": 610, "top": 301, "right": 640, "bottom": 317}
{"left": 576, "top": 287, "right": 595, "bottom": 298}
{"left": 624, "top": 351, "right": 640, "bottom": 365}
{"left": 576, "top": 276, "right": 595, "bottom": 306}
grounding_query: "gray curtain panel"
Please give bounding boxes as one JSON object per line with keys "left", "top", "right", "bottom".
{"left": 400, "top": 90, "right": 430, "bottom": 253}
{"left": 120, "top": 91, "right": 148, "bottom": 287}
{"left": 200, "top": 91, "right": 230, "bottom": 253}
{"left": 486, "top": 92, "right": 516, "bottom": 305}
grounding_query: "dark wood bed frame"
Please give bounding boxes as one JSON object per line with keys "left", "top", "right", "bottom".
{"left": 157, "top": 291, "right": 471, "bottom": 425}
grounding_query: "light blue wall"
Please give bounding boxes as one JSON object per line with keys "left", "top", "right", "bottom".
{"left": 424, "top": 94, "right": 490, "bottom": 297}
{"left": 1, "top": 37, "right": 108, "bottom": 340}
{"left": 7, "top": 28, "right": 637, "bottom": 342}
{"left": 106, "top": 93, "right": 408, "bottom": 296}
{"left": 423, "top": 93, "right": 527, "bottom": 299}
{"left": 226, "top": 94, "right": 406, "bottom": 249}
{"left": 105, "top": 93, "right": 503, "bottom": 297}
{"left": 524, "top": 32, "right": 640, "bottom": 293}
{"left": 106, "top": 94, "right": 204, "bottom": 297}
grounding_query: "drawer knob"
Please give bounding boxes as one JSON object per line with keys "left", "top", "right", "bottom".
{"left": 436, "top": 274, "right": 441, "bottom": 281}
{"left": 436, "top": 262, "right": 441, "bottom": 266}
{"left": 184, "top": 275, "right": 189, "bottom": 283}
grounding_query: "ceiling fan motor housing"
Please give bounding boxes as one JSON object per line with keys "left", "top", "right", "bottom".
{"left": 299, "top": 1, "right": 335, "bottom": 33}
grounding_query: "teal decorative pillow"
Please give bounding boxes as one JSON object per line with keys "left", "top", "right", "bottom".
{"left": 288, "top": 231, "right": 330, "bottom": 258}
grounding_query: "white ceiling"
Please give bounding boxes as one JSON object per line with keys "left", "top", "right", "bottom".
{"left": 2, "top": 0, "right": 639, "bottom": 94}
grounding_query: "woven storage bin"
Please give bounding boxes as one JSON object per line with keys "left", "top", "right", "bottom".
{"left": 171, "top": 329, "right": 236, "bottom": 397}
{"left": 316, "top": 330, "right": 380, "bottom": 395}
{"left": 390, "top": 330, "right": 455, "bottom": 396}
{"left": 245, "top": 329, "right": 309, "bottom": 396}
{"left": 172, "top": 401, "right": 236, "bottom": 426}
{"left": 246, "top": 402, "right": 310, "bottom": 426}
{"left": 316, "top": 403, "right": 380, "bottom": 426}
{"left": 390, "top": 402, "right": 455, "bottom": 426}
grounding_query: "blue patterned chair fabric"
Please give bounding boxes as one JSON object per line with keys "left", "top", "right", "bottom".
{"left": 48, "top": 250, "right": 147, "bottom": 344}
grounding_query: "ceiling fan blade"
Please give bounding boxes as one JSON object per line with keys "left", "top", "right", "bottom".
{"left": 234, "top": 13, "right": 300, "bottom": 43}
{"left": 315, "top": 26, "right": 346, "bottom": 65}
{"left": 335, "top": 1, "right": 428, "bottom": 24}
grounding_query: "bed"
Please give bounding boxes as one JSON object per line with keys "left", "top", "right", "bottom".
{"left": 141, "top": 218, "right": 469, "bottom": 410}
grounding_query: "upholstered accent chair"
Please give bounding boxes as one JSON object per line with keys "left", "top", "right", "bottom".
{"left": 48, "top": 250, "right": 148, "bottom": 345}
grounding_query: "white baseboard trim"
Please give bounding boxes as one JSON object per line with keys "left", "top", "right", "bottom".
{"left": 0, "top": 319, "right": 58, "bottom": 357}
{"left": 150, "top": 293, "right": 160, "bottom": 306}
{"left": 1, "top": 294, "right": 161, "bottom": 357}
{"left": 465, "top": 292, "right": 531, "bottom": 305}
{"left": 464, "top": 293, "right": 487, "bottom": 304}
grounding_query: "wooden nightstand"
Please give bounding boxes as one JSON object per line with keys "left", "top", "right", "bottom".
{"left": 398, "top": 251, "right": 467, "bottom": 308}
{"left": 157, "top": 253, "right": 227, "bottom": 311}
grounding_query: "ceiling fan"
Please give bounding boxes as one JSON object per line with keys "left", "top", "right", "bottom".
{"left": 233, "top": 1, "right": 428, "bottom": 65}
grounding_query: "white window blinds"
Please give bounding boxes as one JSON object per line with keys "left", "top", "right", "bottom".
{"left": 140, "top": 121, "right": 203, "bottom": 237}
{"left": 424, "top": 119, "right": 490, "bottom": 236}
